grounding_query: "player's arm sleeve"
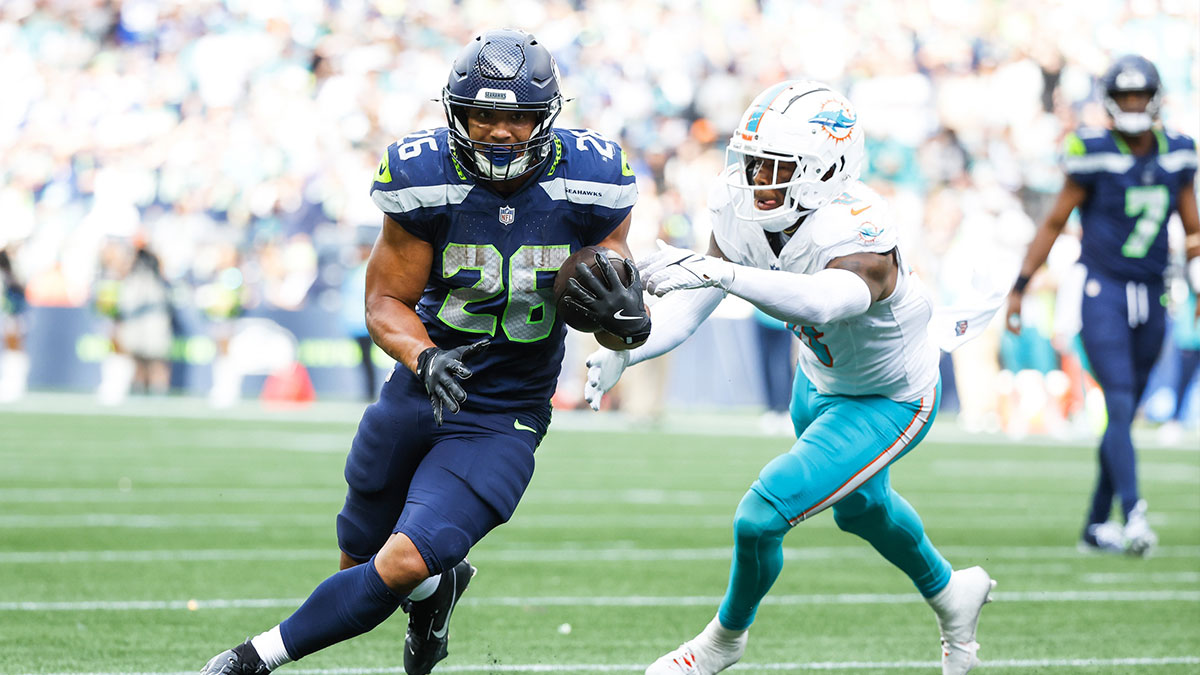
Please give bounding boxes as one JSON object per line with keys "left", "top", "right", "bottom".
{"left": 724, "top": 266, "right": 872, "bottom": 326}
{"left": 580, "top": 147, "right": 639, "bottom": 245}
{"left": 369, "top": 144, "right": 435, "bottom": 242}
{"left": 1058, "top": 131, "right": 1098, "bottom": 191}
{"left": 1181, "top": 136, "right": 1198, "bottom": 185}
{"left": 626, "top": 286, "right": 725, "bottom": 366}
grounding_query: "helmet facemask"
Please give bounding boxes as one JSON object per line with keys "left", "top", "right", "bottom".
{"left": 724, "top": 147, "right": 849, "bottom": 230}
{"left": 725, "top": 144, "right": 855, "bottom": 232}
{"left": 443, "top": 91, "right": 562, "bottom": 181}
{"left": 1103, "top": 89, "right": 1161, "bottom": 135}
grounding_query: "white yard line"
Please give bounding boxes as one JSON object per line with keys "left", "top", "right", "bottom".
{"left": 4, "top": 393, "right": 1197, "bottom": 451}
{"left": 2, "top": 590, "right": 1197, "bottom": 612}
{"left": 16, "top": 656, "right": 1200, "bottom": 674}
{"left": 1, "top": 486, "right": 1197, "bottom": 513}
{"left": 2, "top": 545, "right": 1199, "bottom": 564}
{"left": 0, "top": 512, "right": 1190, "bottom": 531}
{"left": 1082, "top": 571, "right": 1200, "bottom": 584}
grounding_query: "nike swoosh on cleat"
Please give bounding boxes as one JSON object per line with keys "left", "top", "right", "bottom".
{"left": 850, "top": 205, "right": 871, "bottom": 215}
{"left": 513, "top": 419, "right": 536, "bottom": 433}
{"left": 612, "top": 310, "right": 642, "bottom": 321}
{"left": 430, "top": 572, "right": 459, "bottom": 639}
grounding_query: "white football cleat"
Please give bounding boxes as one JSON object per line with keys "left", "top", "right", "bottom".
{"left": 1078, "top": 521, "right": 1126, "bottom": 555}
{"left": 928, "top": 566, "right": 996, "bottom": 675}
{"left": 1124, "top": 500, "right": 1158, "bottom": 558}
{"left": 645, "top": 617, "right": 747, "bottom": 675}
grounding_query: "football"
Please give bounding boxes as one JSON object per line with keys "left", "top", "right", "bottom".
{"left": 553, "top": 245, "right": 633, "bottom": 338}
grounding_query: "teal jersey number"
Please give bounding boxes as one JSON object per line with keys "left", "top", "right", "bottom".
{"left": 437, "top": 244, "right": 571, "bottom": 342}
{"left": 1122, "top": 185, "right": 1169, "bottom": 259}
{"left": 790, "top": 323, "right": 834, "bottom": 367}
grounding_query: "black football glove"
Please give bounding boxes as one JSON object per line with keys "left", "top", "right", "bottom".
{"left": 414, "top": 339, "right": 490, "bottom": 426}
{"left": 562, "top": 253, "right": 652, "bottom": 345}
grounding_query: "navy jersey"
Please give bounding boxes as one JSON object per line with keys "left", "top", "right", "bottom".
{"left": 1062, "top": 127, "right": 1197, "bottom": 283}
{"left": 369, "top": 127, "right": 637, "bottom": 410}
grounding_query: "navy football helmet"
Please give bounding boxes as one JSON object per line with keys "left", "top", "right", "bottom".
{"left": 442, "top": 29, "right": 563, "bottom": 181}
{"left": 1101, "top": 54, "right": 1161, "bottom": 135}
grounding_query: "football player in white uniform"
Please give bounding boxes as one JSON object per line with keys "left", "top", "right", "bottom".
{"left": 585, "top": 82, "right": 995, "bottom": 675}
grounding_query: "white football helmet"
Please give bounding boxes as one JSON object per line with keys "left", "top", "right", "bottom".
{"left": 726, "top": 80, "right": 865, "bottom": 231}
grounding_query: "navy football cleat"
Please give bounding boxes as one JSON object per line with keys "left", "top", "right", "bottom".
{"left": 404, "top": 559, "right": 476, "bottom": 675}
{"left": 200, "top": 641, "right": 270, "bottom": 675}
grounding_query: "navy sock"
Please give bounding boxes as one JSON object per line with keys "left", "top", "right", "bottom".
{"left": 1098, "top": 387, "right": 1140, "bottom": 519}
{"left": 279, "top": 556, "right": 404, "bottom": 660}
{"left": 1086, "top": 451, "right": 1115, "bottom": 526}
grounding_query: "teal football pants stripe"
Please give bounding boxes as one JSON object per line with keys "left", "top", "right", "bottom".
{"left": 717, "top": 371, "right": 952, "bottom": 631}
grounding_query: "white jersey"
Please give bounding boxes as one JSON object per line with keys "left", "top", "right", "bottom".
{"left": 710, "top": 170, "right": 939, "bottom": 402}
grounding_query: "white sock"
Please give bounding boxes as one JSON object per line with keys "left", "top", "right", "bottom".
{"left": 250, "top": 625, "right": 293, "bottom": 670}
{"left": 408, "top": 573, "right": 441, "bottom": 602}
{"left": 926, "top": 574, "right": 957, "bottom": 617}
{"left": 703, "top": 616, "right": 746, "bottom": 646}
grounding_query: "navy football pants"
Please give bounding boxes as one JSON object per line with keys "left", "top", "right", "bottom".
{"left": 337, "top": 367, "right": 549, "bottom": 574}
{"left": 1078, "top": 269, "right": 1165, "bottom": 525}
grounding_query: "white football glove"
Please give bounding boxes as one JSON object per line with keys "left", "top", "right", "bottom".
{"left": 582, "top": 347, "right": 631, "bottom": 411}
{"left": 637, "top": 239, "right": 734, "bottom": 296}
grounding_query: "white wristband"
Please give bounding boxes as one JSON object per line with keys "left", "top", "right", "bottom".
{"left": 1188, "top": 257, "right": 1200, "bottom": 295}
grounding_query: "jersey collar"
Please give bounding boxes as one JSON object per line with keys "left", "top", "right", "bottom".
{"left": 1110, "top": 128, "right": 1169, "bottom": 155}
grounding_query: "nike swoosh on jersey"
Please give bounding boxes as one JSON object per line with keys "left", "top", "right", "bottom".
{"left": 514, "top": 419, "right": 536, "bottom": 433}
{"left": 850, "top": 205, "right": 871, "bottom": 216}
{"left": 612, "top": 310, "right": 643, "bottom": 321}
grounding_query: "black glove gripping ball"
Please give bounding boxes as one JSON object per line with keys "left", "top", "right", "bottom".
{"left": 552, "top": 246, "right": 631, "bottom": 333}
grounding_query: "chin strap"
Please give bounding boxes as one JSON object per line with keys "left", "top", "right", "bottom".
{"left": 1111, "top": 111, "right": 1154, "bottom": 134}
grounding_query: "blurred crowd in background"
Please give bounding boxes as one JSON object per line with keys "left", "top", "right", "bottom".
{"left": 0, "top": 0, "right": 1198, "bottom": 436}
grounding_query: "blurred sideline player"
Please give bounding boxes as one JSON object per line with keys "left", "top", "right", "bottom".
{"left": 586, "top": 81, "right": 996, "bottom": 675}
{"left": 200, "top": 29, "right": 650, "bottom": 675}
{"left": 0, "top": 247, "right": 29, "bottom": 402}
{"left": 1005, "top": 54, "right": 1200, "bottom": 557}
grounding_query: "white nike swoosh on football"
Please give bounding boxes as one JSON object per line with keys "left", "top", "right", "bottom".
{"left": 612, "top": 310, "right": 642, "bottom": 321}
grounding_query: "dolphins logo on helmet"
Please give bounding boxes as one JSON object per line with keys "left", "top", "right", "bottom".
{"left": 442, "top": 29, "right": 563, "bottom": 181}
{"left": 809, "top": 101, "right": 857, "bottom": 142}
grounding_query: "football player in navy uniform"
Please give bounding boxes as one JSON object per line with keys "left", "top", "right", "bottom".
{"left": 200, "top": 29, "right": 649, "bottom": 675}
{"left": 1006, "top": 54, "right": 1200, "bottom": 557}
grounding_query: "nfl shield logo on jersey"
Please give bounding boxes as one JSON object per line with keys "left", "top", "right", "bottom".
{"left": 499, "top": 206, "right": 515, "bottom": 225}
{"left": 955, "top": 320, "right": 969, "bottom": 337}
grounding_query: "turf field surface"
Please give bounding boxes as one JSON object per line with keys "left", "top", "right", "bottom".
{"left": 1, "top": 396, "right": 1197, "bottom": 674}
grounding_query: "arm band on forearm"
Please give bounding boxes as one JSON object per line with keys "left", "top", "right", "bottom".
{"left": 1188, "top": 257, "right": 1200, "bottom": 295}
{"left": 1013, "top": 274, "right": 1031, "bottom": 294}
{"left": 627, "top": 286, "right": 725, "bottom": 366}
{"left": 724, "top": 266, "right": 872, "bottom": 325}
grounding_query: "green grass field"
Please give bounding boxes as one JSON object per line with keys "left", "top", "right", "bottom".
{"left": 1, "top": 398, "right": 1198, "bottom": 674}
